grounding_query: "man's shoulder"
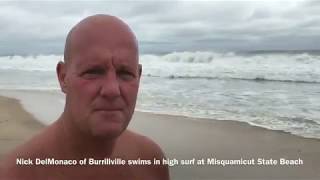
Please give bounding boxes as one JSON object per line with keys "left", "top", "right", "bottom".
{"left": 1, "top": 123, "right": 63, "bottom": 179}
{"left": 116, "top": 130, "right": 170, "bottom": 180}
{"left": 0, "top": 142, "right": 40, "bottom": 180}
{"left": 120, "top": 130, "right": 166, "bottom": 159}
{"left": 1, "top": 126, "right": 51, "bottom": 175}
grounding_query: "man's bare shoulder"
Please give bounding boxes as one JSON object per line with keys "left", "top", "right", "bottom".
{"left": 3, "top": 132, "right": 43, "bottom": 160}
{"left": 0, "top": 126, "right": 53, "bottom": 179}
{"left": 1, "top": 138, "right": 41, "bottom": 179}
{"left": 4, "top": 125, "right": 53, "bottom": 159}
{"left": 117, "top": 130, "right": 170, "bottom": 180}
{"left": 119, "top": 130, "right": 165, "bottom": 158}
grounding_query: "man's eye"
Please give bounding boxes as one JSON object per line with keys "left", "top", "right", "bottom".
{"left": 84, "top": 68, "right": 105, "bottom": 75}
{"left": 81, "top": 68, "right": 105, "bottom": 78}
{"left": 118, "top": 71, "right": 135, "bottom": 80}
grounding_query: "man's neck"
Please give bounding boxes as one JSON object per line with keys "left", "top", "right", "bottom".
{"left": 53, "top": 113, "right": 117, "bottom": 159}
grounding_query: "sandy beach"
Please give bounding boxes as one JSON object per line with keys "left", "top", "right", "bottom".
{"left": 131, "top": 112, "right": 320, "bottom": 180}
{"left": 1, "top": 94, "right": 320, "bottom": 180}
{"left": 0, "top": 96, "right": 44, "bottom": 160}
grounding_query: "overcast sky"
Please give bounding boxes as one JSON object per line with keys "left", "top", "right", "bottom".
{"left": 0, "top": 0, "right": 320, "bottom": 55}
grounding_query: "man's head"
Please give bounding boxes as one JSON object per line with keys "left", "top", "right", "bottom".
{"left": 57, "top": 14, "right": 141, "bottom": 139}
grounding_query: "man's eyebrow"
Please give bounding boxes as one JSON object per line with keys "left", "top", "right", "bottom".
{"left": 116, "top": 64, "right": 135, "bottom": 71}
{"left": 76, "top": 62, "right": 103, "bottom": 69}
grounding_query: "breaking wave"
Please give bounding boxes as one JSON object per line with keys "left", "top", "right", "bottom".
{"left": 0, "top": 51, "right": 319, "bottom": 84}
{"left": 140, "top": 51, "right": 320, "bottom": 84}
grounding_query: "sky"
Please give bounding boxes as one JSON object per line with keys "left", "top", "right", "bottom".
{"left": 0, "top": 0, "right": 320, "bottom": 55}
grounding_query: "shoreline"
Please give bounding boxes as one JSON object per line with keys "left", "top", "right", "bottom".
{"left": 135, "top": 109, "right": 320, "bottom": 142}
{"left": 1, "top": 89, "right": 319, "bottom": 140}
{"left": 1, "top": 94, "right": 320, "bottom": 179}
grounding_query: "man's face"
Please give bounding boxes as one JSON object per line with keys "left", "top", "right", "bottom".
{"left": 58, "top": 21, "right": 140, "bottom": 138}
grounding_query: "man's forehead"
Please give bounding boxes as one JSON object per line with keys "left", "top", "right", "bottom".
{"left": 64, "top": 14, "right": 139, "bottom": 65}
{"left": 73, "top": 15, "right": 131, "bottom": 34}
{"left": 70, "top": 16, "right": 137, "bottom": 48}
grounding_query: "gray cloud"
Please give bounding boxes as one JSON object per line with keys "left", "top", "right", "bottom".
{"left": 0, "top": 0, "right": 319, "bottom": 55}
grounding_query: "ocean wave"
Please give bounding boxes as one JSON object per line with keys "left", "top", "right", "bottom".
{"left": 145, "top": 74, "right": 320, "bottom": 84}
{"left": 0, "top": 55, "right": 61, "bottom": 71}
{"left": 140, "top": 51, "right": 320, "bottom": 84}
{"left": 1, "top": 52, "right": 320, "bottom": 84}
{"left": 141, "top": 51, "right": 320, "bottom": 64}
{"left": 282, "top": 117, "right": 320, "bottom": 126}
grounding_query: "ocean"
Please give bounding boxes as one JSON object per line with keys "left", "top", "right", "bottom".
{"left": 0, "top": 51, "right": 319, "bottom": 139}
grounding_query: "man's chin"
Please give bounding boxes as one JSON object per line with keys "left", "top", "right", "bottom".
{"left": 90, "top": 120, "right": 127, "bottom": 139}
{"left": 88, "top": 113, "right": 129, "bottom": 138}
{"left": 91, "top": 127, "right": 124, "bottom": 139}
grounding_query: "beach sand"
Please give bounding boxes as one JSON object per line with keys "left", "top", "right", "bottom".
{"left": 1, "top": 95, "right": 320, "bottom": 179}
{"left": 0, "top": 96, "right": 44, "bottom": 160}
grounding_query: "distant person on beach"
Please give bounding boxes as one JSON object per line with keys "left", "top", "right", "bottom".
{"left": 0, "top": 14, "right": 169, "bottom": 180}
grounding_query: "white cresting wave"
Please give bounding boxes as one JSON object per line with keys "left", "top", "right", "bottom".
{"left": 140, "top": 51, "right": 320, "bottom": 84}
{"left": 0, "top": 55, "right": 62, "bottom": 71}
{"left": 1, "top": 51, "right": 319, "bottom": 83}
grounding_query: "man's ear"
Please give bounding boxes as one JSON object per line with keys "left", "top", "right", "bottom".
{"left": 138, "top": 64, "right": 142, "bottom": 77}
{"left": 56, "top": 61, "right": 68, "bottom": 93}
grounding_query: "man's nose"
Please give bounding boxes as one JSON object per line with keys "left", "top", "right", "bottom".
{"left": 99, "top": 71, "right": 121, "bottom": 99}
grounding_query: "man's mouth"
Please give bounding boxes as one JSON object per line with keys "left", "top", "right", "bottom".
{"left": 94, "top": 108, "right": 123, "bottom": 112}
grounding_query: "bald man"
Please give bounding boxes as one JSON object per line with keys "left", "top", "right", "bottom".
{"left": 0, "top": 15, "right": 170, "bottom": 180}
